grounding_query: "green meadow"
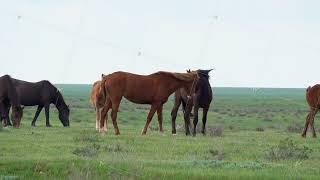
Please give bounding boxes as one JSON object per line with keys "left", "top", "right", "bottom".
{"left": 1, "top": 85, "right": 320, "bottom": 179}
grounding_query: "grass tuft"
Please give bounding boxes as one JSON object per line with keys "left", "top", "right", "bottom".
{"left": 265, "top": 138, "right": 312, "bottom": 161}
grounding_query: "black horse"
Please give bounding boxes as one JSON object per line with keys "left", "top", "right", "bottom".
{"left": 9, "top": 78, "right": 70, "bottom": 127}
{"left": 171, "top": 69, "right": 213, "bottom": 136}
{"left": 0, "top": 75, "right": 23, "bottom": 127}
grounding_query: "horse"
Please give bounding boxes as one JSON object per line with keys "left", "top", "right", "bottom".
{"left": 171, "top": 69, "right": 213, "bottom": 136}
{"left": 90, "top": 80, "right": 106, "bottom": 131}
{"left": 302, "top": 84, "right": 320, "bottom": 138}
{"left": 99, "top": 71, "right": 199, "bottom": 135}
{"left": 0, "top": 75, "right": 23, "bottom": 127}
{"left": 9, "top": 78, "right": 70, "bottom": 127}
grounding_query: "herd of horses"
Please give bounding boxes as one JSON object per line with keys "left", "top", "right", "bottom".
{"left": 1, "top": 70, "right": 320, "bottom": 138}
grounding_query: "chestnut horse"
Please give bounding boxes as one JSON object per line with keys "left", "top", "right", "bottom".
{"left": 302, "top": 84, "right": 320, "bottom": 138}
{"left": 99, "top": 71, "right": 198, "bottom": 135}
{"left": 171, "top": 69, "right": 213, "bottom": 136}
{"left": 90, "top": 80, "right": 106, "bottom": 131}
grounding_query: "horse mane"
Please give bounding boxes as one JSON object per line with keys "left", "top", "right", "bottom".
{"left": 153, "top": 71, "right": 198, "bottom": 82}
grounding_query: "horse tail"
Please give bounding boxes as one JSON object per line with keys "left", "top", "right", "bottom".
{"left": 90, "top": 82, "right": 98, "bottom": 107}
{"left": 4, "top": 75, "right": 20, "bottom": 107}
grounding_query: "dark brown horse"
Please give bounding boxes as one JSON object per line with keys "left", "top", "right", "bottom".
{"left": 0, "top": 75, "right": 23, "bottom": 127}
{"left": 99, "top": 71, "right": 199, "bottom": 135}
{"left": 90, "top": 80, "right": 106, "bottom": 131}
{"left": 302, "top": 84, "right": 320, "bottom": 138}
{"left": 171, "top": 69, "right": 213, "bottom": 136}
{"left": 9, "top": 78, "right": 70, "bottom": 127}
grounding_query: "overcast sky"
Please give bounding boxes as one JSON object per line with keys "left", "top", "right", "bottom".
{"left": 0, "top": 0, "right": 319, "bottom": 87}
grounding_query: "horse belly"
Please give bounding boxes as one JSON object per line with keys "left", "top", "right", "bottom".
{"left": 124, "top": 95, "right": 152, "bottom": 104}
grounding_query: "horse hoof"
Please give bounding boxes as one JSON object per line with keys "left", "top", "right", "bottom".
{"left": 46, "top": 125, "right": 52, "bottom": 127}
{"left": 172, "top": 133, "right": 177, "bottom": 136}
{"left": 301, "top": 134, "right": 306, "bottom": 138}
{"left": 313, "top": 135, "right": 317, "bottom": 138}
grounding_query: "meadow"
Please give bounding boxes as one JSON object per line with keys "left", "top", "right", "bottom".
{"left": 1, "top": 85, "right": 320, "bottom": 179}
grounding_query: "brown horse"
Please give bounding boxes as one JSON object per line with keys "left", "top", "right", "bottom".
{"left": 90, "top": 80, "right": 106, "bottom": 131}
{"left": 0, "top": 75, "right": 23, "bottom": 127}
{"left": 99, "top": 71, "right": 199, "bottom": 135}
{"left": 302, "top": 84, "right": 320, "bottom": 138}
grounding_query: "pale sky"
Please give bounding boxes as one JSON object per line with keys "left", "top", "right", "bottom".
{"left": 0, "top": 0, "right": 319, "bottom": 88}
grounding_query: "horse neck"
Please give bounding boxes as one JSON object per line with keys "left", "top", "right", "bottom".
{"left": 55, "top": 92, "right": 67, "bottom": 110}
{"left": 165, "top": 77, "right": 194, "bottom": 95}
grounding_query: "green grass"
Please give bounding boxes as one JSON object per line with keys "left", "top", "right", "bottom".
{"left": 1, "top": 85, "right": 320, "bottom": 179}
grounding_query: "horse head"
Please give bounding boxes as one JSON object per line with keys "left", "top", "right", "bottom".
{"left": 58, "top": 104, "right": 70, "bottom": 127}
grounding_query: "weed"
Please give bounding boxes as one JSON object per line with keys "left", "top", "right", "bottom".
{"left": 73, "top": 145, "right": 100, "bottom": 158}
{"left": 265, "top": 138, "right": 312, "bottom": 161}
{"left": 256, "top": 127, "right": 265, "bottom": 132}
{"left": 208, "top": 125, "right": 224, "bottom": 137}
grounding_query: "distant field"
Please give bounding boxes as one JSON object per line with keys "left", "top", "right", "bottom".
{"left": 1, "top": 85, "right": 320, "bottom": 179}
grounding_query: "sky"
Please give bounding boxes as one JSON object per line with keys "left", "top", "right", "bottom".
{"left": 0, "top": 0, "right": 319, "bottom": 88}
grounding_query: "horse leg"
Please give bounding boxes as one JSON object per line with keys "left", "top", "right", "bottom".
{"left": 95, "top": 107, "right": 100, "bottom": 131}
{"left": 31, "top": 106, "right": 43, "bottom": 127}
{"left": 171, "top": 98, "right": 181, "bottom": 135}
{"left": 157, "top": 104, "right": 164, "bottom": 133}
{"left": 44, "top": 104, "right": 51, "bottom": 127}
{"left": 100, "top": 99, "right": 111, "bottom": 133}
{"left": 111, "top": 102, "right": 121, "bottom": 135}
{"left": 201, "top": 108, "right": 209, "bottom": 135}
{"left": 310, "top": 109, "right": 318, "bottom": 138}
{"left": 6, "top": 106, "right": 12, "bottom": 126}
{"left": 142, "top": 104, "right": 158, "bottom": 135}
{"left": 183, "top": 103, "right": 192, "bottom": 136}
{"left": 192, "top": 105, "right": 200, "bottom": 137}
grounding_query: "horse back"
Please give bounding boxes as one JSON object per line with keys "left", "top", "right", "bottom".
{"left": 104, "top": 72, "right": 161, "bottom": 104}
{"left": 306, "top": 84, "right": 320, "bottom": 109}
{"left": 12, "top": 79, "right": 57, "bottom": 106}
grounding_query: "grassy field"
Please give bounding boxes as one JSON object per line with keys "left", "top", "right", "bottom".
{"left": 1, "top": 85, "right": 320, "bottom": 179}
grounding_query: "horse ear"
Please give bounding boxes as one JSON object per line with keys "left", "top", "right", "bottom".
{"left": 186, "top": 69, "right": 191, "bottom": 73}
{"left": 21, "top": 106, "right": 24, "bottom": 110}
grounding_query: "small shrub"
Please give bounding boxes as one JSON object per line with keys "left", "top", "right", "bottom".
{"left": 265, "top": 138, "right": 312, "bottom": 161}
{"left": 208, "top": 125, "right": 224, "bottom": 137}
{"left": 148, "top": 124, "right": 159, "bottom": 131}
{"left": 74, "top": 134, "right": 101, "bottom": 143}
{"left": 73, "top": 145, "right": 100, "bottom": 158}
{"left": 287, "top": 123, "right": 303, "bottom": 133}
{"left": 104, "top": 143, "right": 124, "bottom": 153}
{"left": 68, "top": 164, "right": 94, "bottom": 180}
{"left": 33, "top": 161, "right": 48, "bottom": 174}
{"left": 255, "top": 127, "right": 265, "bottom": 132}
{"left": 228, "top": 125, "right": 234, "bottom": 130}
{"left": 209, "top": 149, "right": 225, "bottom": 161}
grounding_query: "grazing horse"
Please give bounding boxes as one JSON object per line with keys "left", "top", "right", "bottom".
{"left": 9, "top": 78, "right": 70, "bottom": 127}
{"left": 0, "top": 75, "right": 23, "bottom": 127}
{"left": 302, "top": 84, "right": 320, "bottom": 138}
{"left": 99, "top": 71, "right": 199, "bottom": 135}
{"left": 90, "top": 80, "right": 106, "bottom": 131}
{"left": 171, "top": 69, "right": 213, "bottom": 136}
